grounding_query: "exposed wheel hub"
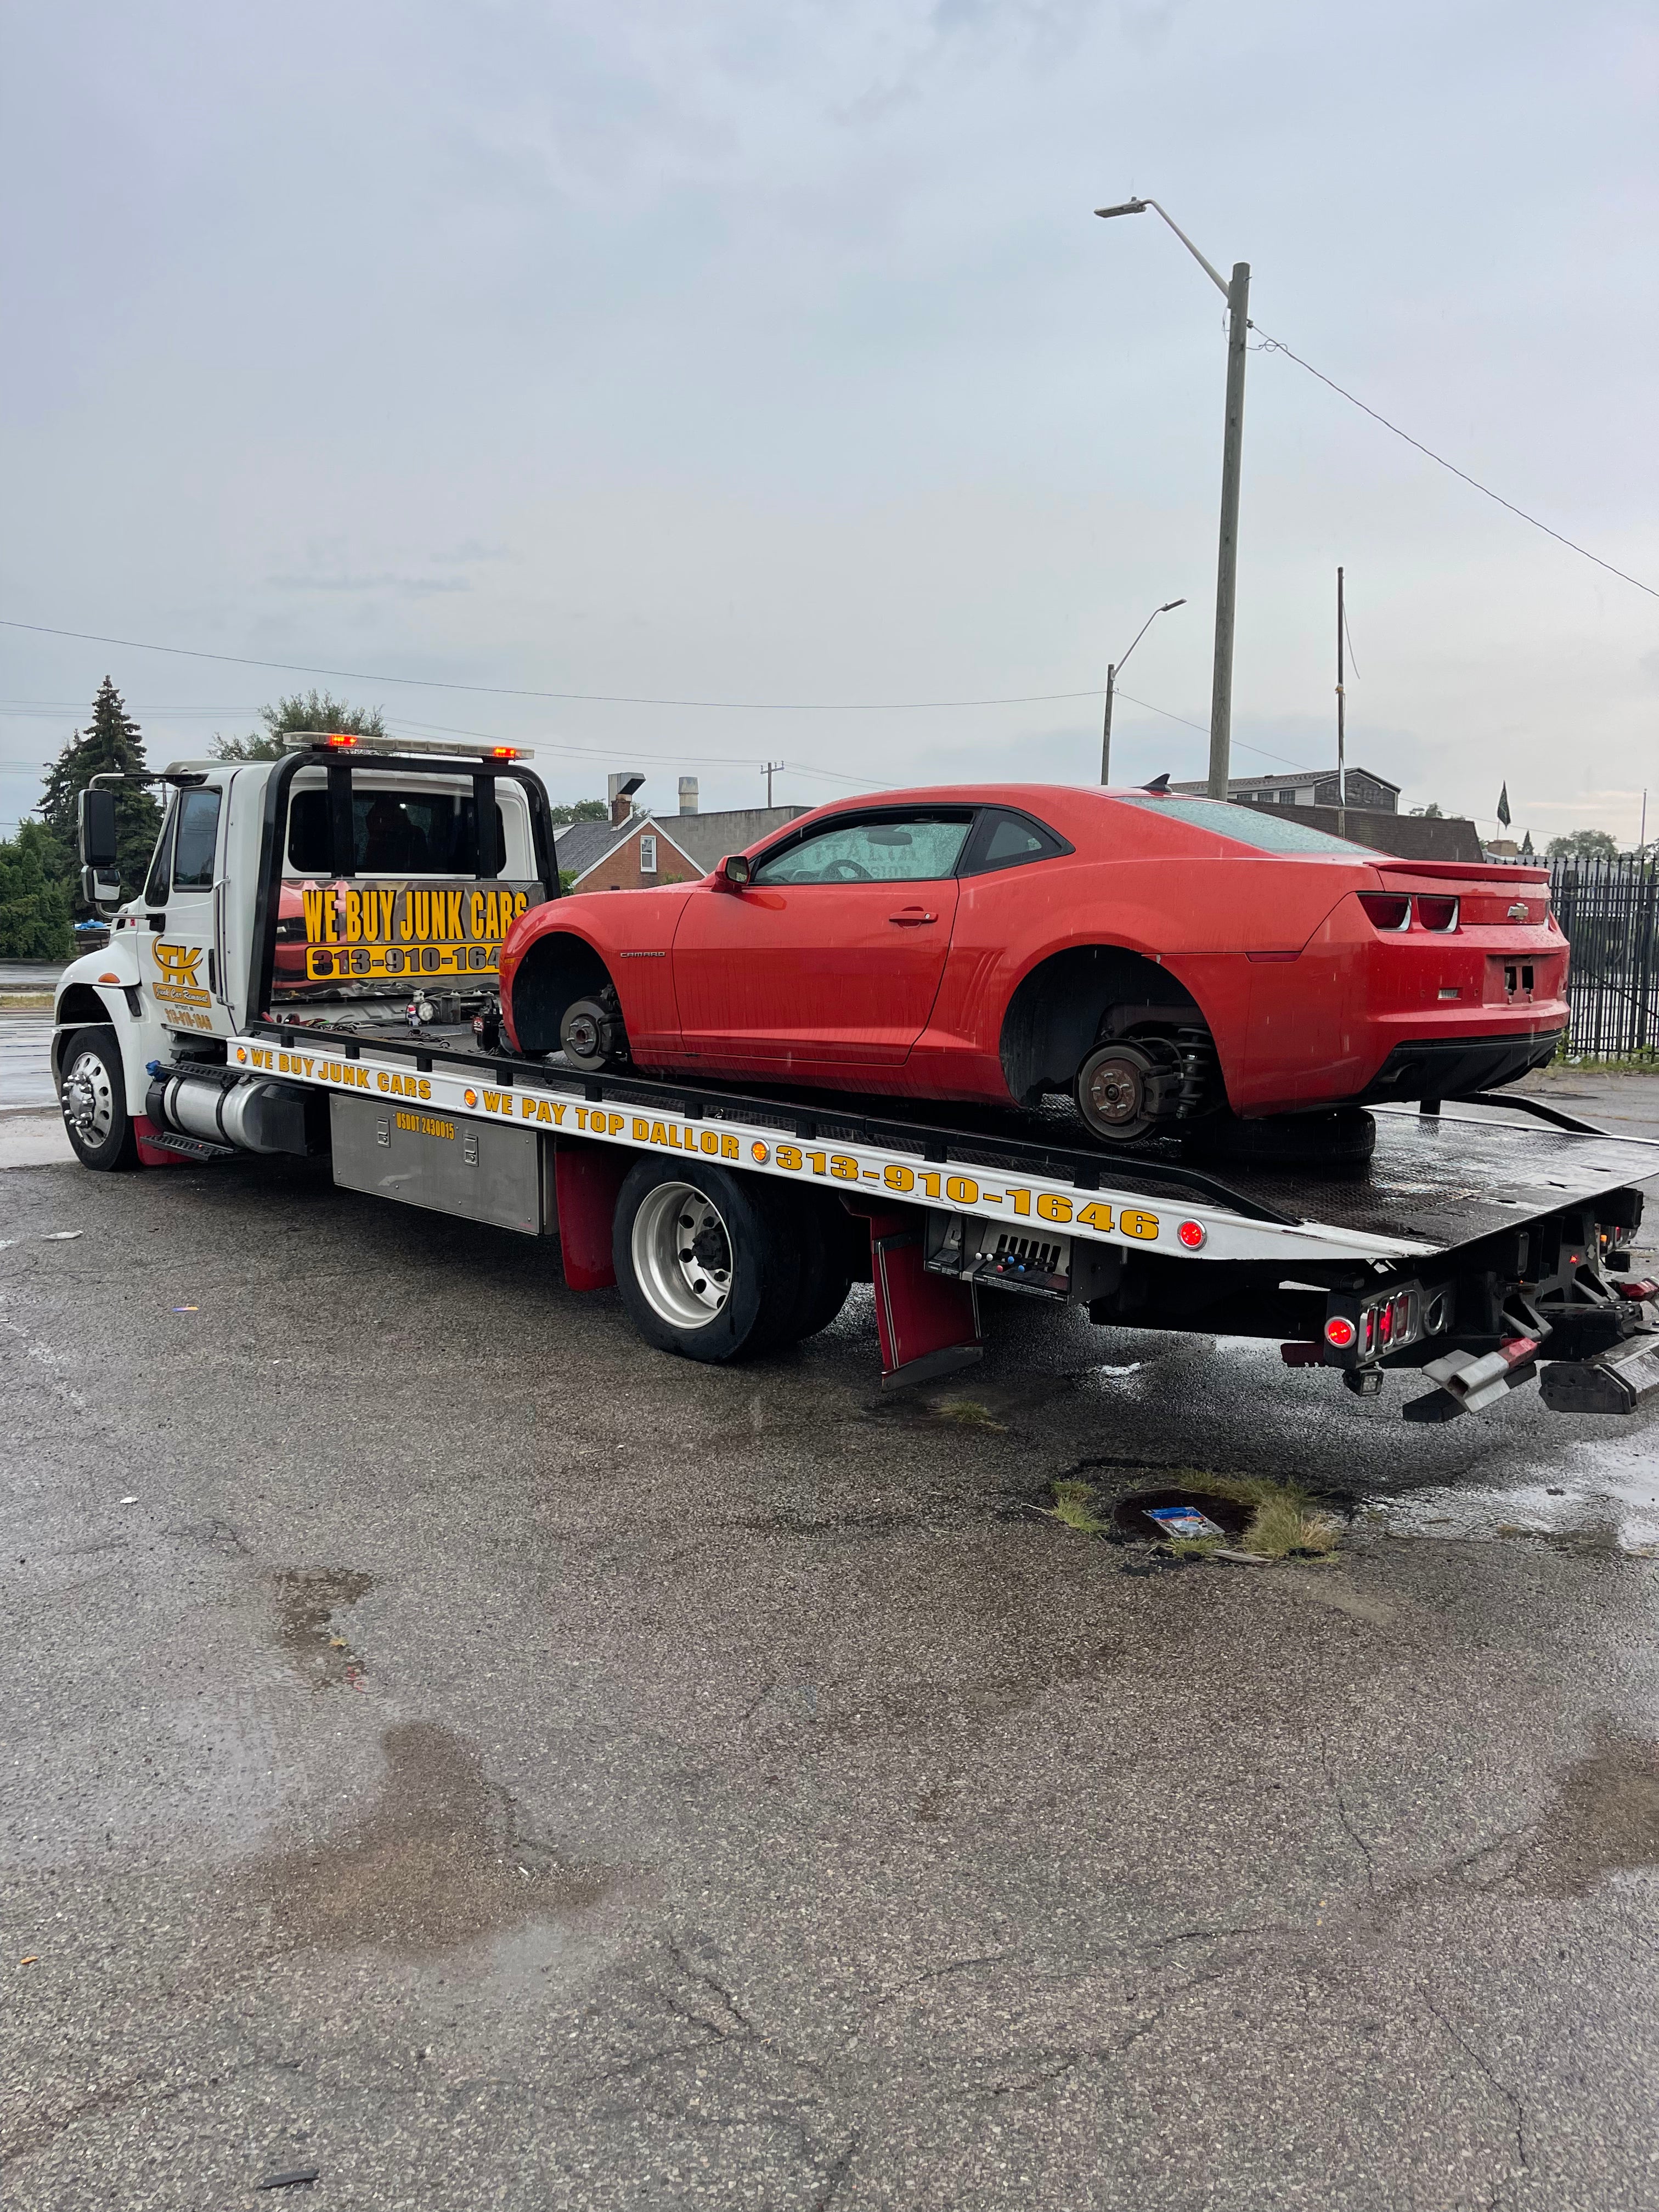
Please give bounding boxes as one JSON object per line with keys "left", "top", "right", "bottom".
{"left": 61, "top": 1051, "right": 114, "bottom": 1143}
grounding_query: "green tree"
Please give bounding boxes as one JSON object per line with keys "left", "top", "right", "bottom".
{"left": 1408, "top": 802, "right": 1444, "bottom": 818}
{"left": 1520, "top": 830, "right": 1535, "bottom": 856}
{"left": 546, "top": 798, "right": 609, "bottom": 826}
{"left": 1545, "top": 828, "right": 1619, "bottom": 861}
{"left": 0, "top": 821, "right": 75, "bottom": 959}
{"left": 38, "top": 677, "right": 163, "bottom": 912}
{"left": 211, "top": 689, "right": 387, "bottom": 761}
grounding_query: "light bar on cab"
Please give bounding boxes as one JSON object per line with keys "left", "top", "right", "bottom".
{"left": 282, "top": 732, "right": 535, "bottom": 761}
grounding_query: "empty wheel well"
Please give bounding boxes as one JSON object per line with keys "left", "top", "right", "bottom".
{"left": 53, "top": 986, "right": 119, "bottom": 1077}
{"left": 509, "top": 932, "right": 615, "bottom": 1055}
{"left": 999, "top": 946, "right": 1204, "bottom": 1105}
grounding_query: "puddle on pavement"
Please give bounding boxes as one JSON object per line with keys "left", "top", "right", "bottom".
{"left": 274, "top": 1567, "right": 374, "bottom": 1689}
{"left": 258, "top": 1722, "right": 610, "bottom": 1955}
{"left": 1366, "top": 1430, "right": 1659, "bottom": 1556}
{"left": 1517, "top": 1729, "right": 1659, "bottom": 1897}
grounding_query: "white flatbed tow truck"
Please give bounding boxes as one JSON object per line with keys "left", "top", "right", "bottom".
{"left": 51, "top": 736, "right": 1659, "bottom": 1417}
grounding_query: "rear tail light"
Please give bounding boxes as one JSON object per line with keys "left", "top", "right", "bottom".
{"left": 1324, "top": 1316, "right": 1357, "bottom": 1348}
{"left": 1415, "top": 895, "right": 1459, "bottom": 932}
{"left": 1358, "top": 893, "right": 1411, "bottom": 931}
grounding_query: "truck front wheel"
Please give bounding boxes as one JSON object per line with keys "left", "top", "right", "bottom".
{"left": 59, "top": 1025, "right": 139, "bottom": 1171}
{"left": 613, "top": 1159, "right": 803, "bottom": 1362}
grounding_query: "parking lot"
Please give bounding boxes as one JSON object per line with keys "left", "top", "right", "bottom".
{"left": 5, "top": 1064, "right": 1659, "bottom": 2210}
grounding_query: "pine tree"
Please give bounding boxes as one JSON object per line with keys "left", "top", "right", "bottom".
{"left": 39, "top": 678, "right": 163, "bottom": 912}
{"left": 0, "top": 822, "right": 75, "bottom": 959}
{"left": 211, "top": 689, "right": 386, "bottom": 761}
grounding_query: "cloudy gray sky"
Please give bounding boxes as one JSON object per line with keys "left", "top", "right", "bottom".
{"left": 3, "top": 0, "right": 1656, "bottom": 841}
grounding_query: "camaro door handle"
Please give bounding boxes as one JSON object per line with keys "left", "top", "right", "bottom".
{"left": 888, "top": 907, "right": 936, "bottom": 926}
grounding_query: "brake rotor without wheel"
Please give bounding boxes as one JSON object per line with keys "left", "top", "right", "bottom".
{"left": 1076, "top": 1039, "right": 1175, "bottom": 1144}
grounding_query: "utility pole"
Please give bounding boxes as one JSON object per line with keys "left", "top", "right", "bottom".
{"left": 764, "top": 761, "right": 783, "bottom": 808}
{"left": 1335, "top": 565, "right": 1346, "bottom": 839}
{"left": 1095, "top": 201, "right": 1252, "bottom": 803}
{"left": 1208, "top": 261, "right": 1250, "bottom": 800}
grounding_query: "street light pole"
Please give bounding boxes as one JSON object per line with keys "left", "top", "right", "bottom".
{"left": 1096, "top": 199, "right": 1250, "bottom": 802}
{"left": 1101, "top": 597, "right": 1186, "bottom": 784}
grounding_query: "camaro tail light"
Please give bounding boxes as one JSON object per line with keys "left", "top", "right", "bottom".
{"left": 1415, "top": 895, "right": 1459, "bottom": 932}
{"left": 1358, "top": 893, "right": 1411, "bottom": 932}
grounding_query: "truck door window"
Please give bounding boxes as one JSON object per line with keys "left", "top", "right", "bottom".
{"left": 171, "top": 788, "right": 222, "bottom": 890}
{"left": 143, "top": 796, "right": 178, "bottom": 905}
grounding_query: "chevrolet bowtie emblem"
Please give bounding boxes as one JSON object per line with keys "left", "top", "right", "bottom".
{"left": 1507, "top": 903, "right": 1529, "bottom": 921}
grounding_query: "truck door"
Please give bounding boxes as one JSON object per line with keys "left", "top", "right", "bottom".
{"left": 144, "top": 782, "right": 235, "bottom": 1040}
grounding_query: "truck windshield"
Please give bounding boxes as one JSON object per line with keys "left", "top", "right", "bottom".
{"left": 287, "top": 786, "right": 505, "bottom": 877}
{"left": 1113, "top": 795, "right": 1372, "bottom": 856}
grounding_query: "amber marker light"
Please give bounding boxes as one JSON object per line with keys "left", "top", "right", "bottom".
{"left": 751, "top": 1142, "right": 770, "bottom": 1164}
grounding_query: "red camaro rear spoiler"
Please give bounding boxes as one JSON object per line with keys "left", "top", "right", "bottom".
{"left": 1368, "top": 859, "right": 1550, "bottom": 885}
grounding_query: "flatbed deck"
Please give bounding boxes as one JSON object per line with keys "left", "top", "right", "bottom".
{"left": 246, "top": 1009, "right": 1659, "bottom": 1269}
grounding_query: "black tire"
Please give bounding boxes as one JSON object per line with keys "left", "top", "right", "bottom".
{"left": 59, "top": 1024, "right": 139, "bottom": 1171}
{"left": 612, "top": 1158, "right": 804, "bottom": 1363}
{"left": 1186, "top": 1106, "right": 1377, "bottom": 1167}
{"left": 773, "top": 1190, "right": 855, "bottom": 1344}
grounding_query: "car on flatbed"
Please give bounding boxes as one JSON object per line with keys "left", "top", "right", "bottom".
{"left": 498, "top": 783, "right": 1569, "bottom": 1146}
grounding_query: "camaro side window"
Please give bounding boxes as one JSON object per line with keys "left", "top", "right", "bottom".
{"left": 962, "top": 809, "right": 1068, "bottom": 875}
{"left": 754, "top": 816, "right": 972, "bottom": 885}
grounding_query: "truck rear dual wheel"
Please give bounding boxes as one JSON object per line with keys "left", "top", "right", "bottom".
{"left": 59, "top": 1024, "right": 139, "bottom": 1171}
{"left": 612, "top": 1161, "right": 853, "bottom": 1362}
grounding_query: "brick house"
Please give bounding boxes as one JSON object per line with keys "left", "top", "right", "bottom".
{"left": 555, "top": 813, "right": 706, "bottom": 893}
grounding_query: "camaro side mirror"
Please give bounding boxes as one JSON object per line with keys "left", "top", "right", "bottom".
{"left": 716, "top": 854, "right": 752, "bottom": 888}
{"left": 78, "top": 786, "right": 118, "bottom": 871}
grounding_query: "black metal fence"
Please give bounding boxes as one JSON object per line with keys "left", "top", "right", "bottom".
{"left": 1549, "top": 855, "right": 1659, "bottom": 1062}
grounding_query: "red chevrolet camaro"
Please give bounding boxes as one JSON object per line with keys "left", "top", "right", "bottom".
{"left": 498, "top": 785, "right": 1568, "bottom": 1145}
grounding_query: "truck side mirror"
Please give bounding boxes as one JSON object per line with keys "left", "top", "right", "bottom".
{"left": 78, "top": 787, "right": 118, "bottom": 870}
{"left": 81, "top": 864, "right": 123, "bottom": 910}
{"left": 716, "top": 854, "right": 752, "bottom": 888}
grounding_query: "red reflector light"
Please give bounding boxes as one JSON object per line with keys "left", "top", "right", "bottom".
{"left": 1324, "top": 1316, "right": 1357, "bottom": 1348}
{"left": 1416, "top": 895, "right": 1459, "bottom": 932}
{"left": 1177, "top": 1220, "right": 1206, "bottom": 1249}
{"left": 1358, "top": 893, "right": 1410, "bottom": 931}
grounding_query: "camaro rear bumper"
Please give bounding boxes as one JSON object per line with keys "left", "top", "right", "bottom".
{"left": 1353, "top": 1026, "right": 1565, "bottom": 1104}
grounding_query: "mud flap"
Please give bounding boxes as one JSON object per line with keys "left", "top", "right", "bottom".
{"left": 132, "top": 1113, "right": 191, "bottom": 1169}
{"left": 868, "top": 1211, "right": 982, "bottom": 1390}
{"left": 552, "top": 1138, "right": 629, "bottom": 1291}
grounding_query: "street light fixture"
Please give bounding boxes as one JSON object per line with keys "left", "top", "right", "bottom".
{"left": 1101, "top": 598, "right": 1185, "bottom": 785}
{"left": 1096, "top": 197, "right": 1250, "bottom": 802}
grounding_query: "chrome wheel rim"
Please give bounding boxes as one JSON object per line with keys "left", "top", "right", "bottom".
{"left": 61, "top": 1048, "right": 116, "bottom": 1146}
{"left": 631, "top": 1181, "right": 732, "bottom": 1330}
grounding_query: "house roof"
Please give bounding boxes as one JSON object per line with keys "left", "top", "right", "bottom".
{"left": 554, "top": 813, "right": 706, "bottom": 887}
{"left": 1169, "top": 766, "right": 1400, "bottom": 798}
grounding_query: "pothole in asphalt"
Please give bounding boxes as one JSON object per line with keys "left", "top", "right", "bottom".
{"left": 274, "top": 1567, "right": 374, "bottom": 1690}
{"left": 256, "top": 1722, "right": 611, "bottom": 1956}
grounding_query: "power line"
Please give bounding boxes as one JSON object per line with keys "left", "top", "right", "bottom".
{"left": 1255, "top": 330, "right": 1659, "bottom": 603}
{"left": 0, "top": 616, "right": 1104, "bottom": 713}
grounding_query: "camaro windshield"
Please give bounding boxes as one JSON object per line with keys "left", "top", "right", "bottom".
{"left": 1114, "top": 794, "right": 1372, "bottom": 857}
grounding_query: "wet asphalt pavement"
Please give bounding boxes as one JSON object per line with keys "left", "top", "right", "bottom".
{"left": 4, "top": 1087, "right": 1659, "bottom": 2210}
